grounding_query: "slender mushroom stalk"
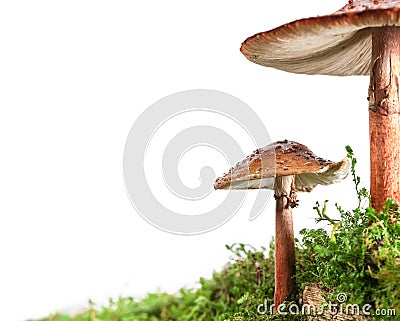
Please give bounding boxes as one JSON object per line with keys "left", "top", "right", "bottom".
{"left": 214, "top": 140, "right": 350, "bottom": 309}
{"left": 240, "top": 0, "right": 400, "bottom": 210}
{"left": 274, "top": 175, "right": 296, "bottom": 309}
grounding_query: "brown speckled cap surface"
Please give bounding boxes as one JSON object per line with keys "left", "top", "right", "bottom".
{"left": 214, "top": 140, "right": 350, "bottom": 192}
{"left": 241, "top": 0, "right": 400, "bottom": 76}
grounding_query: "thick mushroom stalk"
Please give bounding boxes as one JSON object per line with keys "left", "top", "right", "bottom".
{"left": 369, "top": 26, "right": 400, "bottom": 209}
{"left": 240, "top": 0, "right": 400, "bottom": 210}
{"left": 214, "top": 140, "right": 350, "bottom": 309}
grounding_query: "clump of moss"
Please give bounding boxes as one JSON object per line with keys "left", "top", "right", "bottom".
{"left": 295, "top": 146, "right": 400, "bottom": 319}
{"left": 34, "top": 147, "right": 399, "bottom": 321}
{"left": 33, "top": 243, "right": 276, "bottom": 321}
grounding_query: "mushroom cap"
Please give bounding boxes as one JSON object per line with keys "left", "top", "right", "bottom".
{"left": 241, "top": 0, "right": 400, "bottom": 76}
{"left": 214, "top": 140, "right": 350, "bottom": 192}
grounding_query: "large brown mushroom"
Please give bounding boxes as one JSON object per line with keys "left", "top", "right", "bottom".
{"left": 214, "top": 140, "right": 350, "bottom": 309}
{"left": 240, "top": 0, "right": 400, "bottom": 210}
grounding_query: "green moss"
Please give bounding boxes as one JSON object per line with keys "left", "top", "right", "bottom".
{"left": 295, "top": 147, "right": 400, "bottom": 317}
{"left": 34, "top": 147, "right": 399, "bottom": 321}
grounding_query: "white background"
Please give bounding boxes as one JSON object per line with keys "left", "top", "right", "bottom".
{"left": 0, "top": 1, "right": 370, "bottom": 320}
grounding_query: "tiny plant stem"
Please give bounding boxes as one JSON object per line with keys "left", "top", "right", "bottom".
{"left": 273, "top": 175, "right": 295, "bottom": 310}
{"left": 369, "top": 26, "right": 400, "bottom": 210}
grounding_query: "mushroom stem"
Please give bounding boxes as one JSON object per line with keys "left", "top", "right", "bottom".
{"left": 369, "top": 26, "right": 400, "bottom": 210}
{"left": 273, "top": 175, "right": 296, "bottom": 311}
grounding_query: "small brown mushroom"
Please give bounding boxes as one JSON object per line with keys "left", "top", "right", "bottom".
{"left": 240, "top": 0, "right": 400, "bottom": 210}
{"left": 214, "top": 140, "right": 350, "bottom": 309}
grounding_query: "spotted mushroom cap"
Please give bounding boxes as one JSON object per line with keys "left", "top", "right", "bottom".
{"left": 241, "top": 0, "right": 400, "bottom": 76}
{"left": 214, "top": 140, "right": 350, "bottom": 192}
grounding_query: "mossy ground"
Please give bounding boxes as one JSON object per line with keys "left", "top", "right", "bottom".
{"left": 34, "top": 148, "right": 400, "bottom": 321}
